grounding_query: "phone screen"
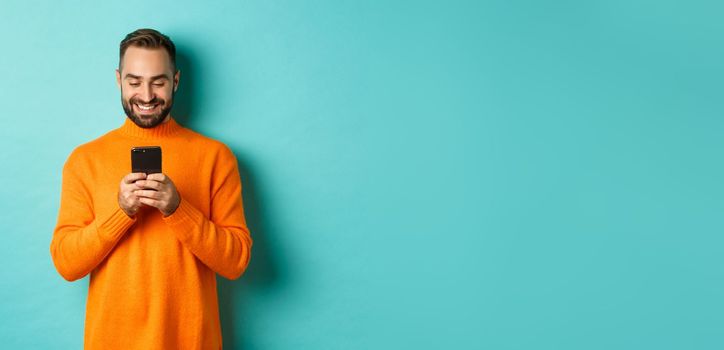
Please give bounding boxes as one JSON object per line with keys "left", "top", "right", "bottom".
{"left": 131, "top": 146, "right": 162, "bottom": 174}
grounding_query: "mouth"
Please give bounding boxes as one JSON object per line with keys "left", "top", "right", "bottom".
{"left": 134, "top": 102, "right": 161, "bottom": 114}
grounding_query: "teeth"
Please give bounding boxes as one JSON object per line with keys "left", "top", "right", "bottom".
{"left": 136, "top": 104, "right": 156, "bottom": 111}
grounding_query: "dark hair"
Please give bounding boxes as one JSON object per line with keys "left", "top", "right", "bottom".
{"left": 119, "top": 28, "right": 176, "bottom": 71}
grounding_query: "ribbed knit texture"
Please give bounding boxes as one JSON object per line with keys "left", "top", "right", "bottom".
{"left": 50, "top": 117, "right": 253, "bottom": 349}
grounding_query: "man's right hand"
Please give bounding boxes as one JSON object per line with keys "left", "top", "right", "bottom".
{"left": 118, "top": 173, "right": 147, "bottom": 217}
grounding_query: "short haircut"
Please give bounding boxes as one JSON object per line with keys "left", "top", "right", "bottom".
{"left": 119, "top": 28, "right": 177, "bottom": 72}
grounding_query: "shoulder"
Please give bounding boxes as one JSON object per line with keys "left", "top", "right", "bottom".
{"left": 62, "top": 130, "right": 115, "bottom": 171}
{"left": 180, "top": 127, "right": 238, "bottom": 162}
{"left": 63, "top": 126, "right": 117, "bottom": 176}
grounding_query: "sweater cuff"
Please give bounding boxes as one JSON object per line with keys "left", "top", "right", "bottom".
{"left": 162, "top": 198, "right": 204, "bottom": 242}
{"left": 96, "top": 207, "right": 136, "bottom": 242}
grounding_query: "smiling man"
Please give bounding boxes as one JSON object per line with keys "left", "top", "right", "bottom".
{"left": 50, "top": 28, "right": 253, "bottom": 349}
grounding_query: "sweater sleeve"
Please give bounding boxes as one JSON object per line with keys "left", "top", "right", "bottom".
{"left": 50, "top": 151, "right": 137, "bottom": 281}
{"left": 162, "top": 146, "right": 253, "bottom": 280}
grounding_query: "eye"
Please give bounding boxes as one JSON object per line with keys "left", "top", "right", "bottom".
{"left": 129, "top": 82, "right": 140, "bottom": 87}
{"left": 153, "top": 82, "right": 165, "bottom": 87}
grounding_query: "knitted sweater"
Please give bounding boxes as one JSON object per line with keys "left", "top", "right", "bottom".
{"left": 50, "top": 116, "right": 253, "bottom": 349}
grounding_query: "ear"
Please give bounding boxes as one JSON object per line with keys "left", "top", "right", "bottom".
{"left": 173, "top": 70, "right": 180, "bottom": 92}
{"left": 115, "top": 69, "right": 121, "bottom": 89}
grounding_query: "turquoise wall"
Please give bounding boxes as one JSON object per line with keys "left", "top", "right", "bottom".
{"left": 1, "top": 0, "right": 723, "bottom": 349}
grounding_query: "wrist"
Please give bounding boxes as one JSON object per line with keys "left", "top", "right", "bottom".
{"left": 120, "top": 206, "right": 136, "bottom": 218}
{"left": 163, "top": 197, "right": 181, "bottom": 217}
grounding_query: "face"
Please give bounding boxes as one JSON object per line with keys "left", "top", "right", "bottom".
{"left": 116, "top": 46, "right": 180, "bottom": 128}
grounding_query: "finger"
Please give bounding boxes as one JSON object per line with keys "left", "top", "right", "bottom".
{"left": 121, "top": 183, "right": 143, "bottom": 194}
{"left": 124, "top": 181, "right": 144, "bottom": 189}
{"left": 138, "top": 197, "right": 162, "bottom": 208}
{"left": 123, "top": 172, "right": 147, "bottom": 184}
{"left": 146, "top": 173, "right": 168, "bottom": 183}
{"left": 130, "top": 183, "right": 145, "bottom": 191}
{"left": 135, "top": 180, "right": 162, "bottom": 190}
{"left": 135, "top": 189, "right": 160, "bottom": 199}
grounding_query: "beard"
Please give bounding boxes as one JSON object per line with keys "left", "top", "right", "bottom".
{"left": 121, "top": 92, "right": 174, "bottom": 129}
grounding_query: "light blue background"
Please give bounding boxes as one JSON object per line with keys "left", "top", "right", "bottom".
{"left": 1, "top": 1, "right": 723, "bottom": 349}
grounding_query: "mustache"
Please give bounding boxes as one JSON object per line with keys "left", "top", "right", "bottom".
{"left": 130, "top": 97, "right": 165, "bottom": 105}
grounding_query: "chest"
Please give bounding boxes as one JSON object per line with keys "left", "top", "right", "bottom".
{"left": 89, "top": 141, "right": 214, "bottom": 219}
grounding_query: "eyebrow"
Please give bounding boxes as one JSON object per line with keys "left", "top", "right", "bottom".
{"left": 124, "top": 73, "right": 170, "bottom": 81}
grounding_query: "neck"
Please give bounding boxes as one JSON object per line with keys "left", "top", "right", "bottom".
{"left": 118, "top": 115, "right": 182, "bottom": 140}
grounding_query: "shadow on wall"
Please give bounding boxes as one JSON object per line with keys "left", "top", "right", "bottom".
{"left": 220, "top": 156, "right": 281, "bottom": 349}
{"left": 173, "top": 42, "right": 282, "bottom": 349}
{"left": 170, "top": 47, "right": 195, "bottom": 128}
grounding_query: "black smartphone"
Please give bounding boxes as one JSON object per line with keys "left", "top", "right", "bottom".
{"left": 131, "top": 146, "right": 162, "bottom": 174}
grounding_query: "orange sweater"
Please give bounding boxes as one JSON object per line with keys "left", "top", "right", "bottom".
{"left": 50, "top": 117, "right": 253, "bottom": 349}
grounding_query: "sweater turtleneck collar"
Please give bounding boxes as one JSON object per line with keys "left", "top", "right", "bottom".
{"left": 118, "top": 116, "right": 183, "bottom": 140}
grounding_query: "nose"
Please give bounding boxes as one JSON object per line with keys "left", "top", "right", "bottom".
{"left": 139, "top": 83, "right": 154, "bottom": 102}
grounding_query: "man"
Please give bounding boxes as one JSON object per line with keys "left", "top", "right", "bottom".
{"left": 50, "top": 28, "right": 253, "bottom": 349}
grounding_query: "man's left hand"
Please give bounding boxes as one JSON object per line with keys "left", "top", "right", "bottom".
{"left": 134, "top": 173, "right": 181, "bottom": 217}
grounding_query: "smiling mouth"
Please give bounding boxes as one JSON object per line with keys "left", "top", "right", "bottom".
{"left": 135, "top": 102, "right": 160, "bottom": 112}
